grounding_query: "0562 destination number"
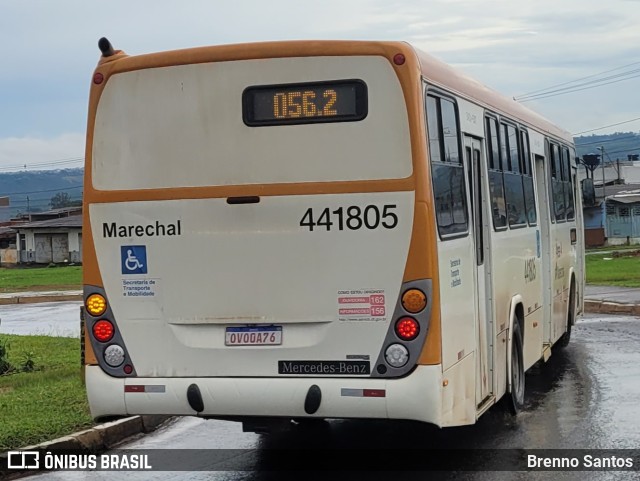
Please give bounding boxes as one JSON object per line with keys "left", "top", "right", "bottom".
{"left": 300, "top": 204, "right": 398, "bottom": 231}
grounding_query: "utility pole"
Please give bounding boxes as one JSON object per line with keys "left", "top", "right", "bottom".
{"left": 600, "top": 146, "right": 605, "bottom": 201}
{"left": 26, "top": 196, "right": 30, "bottom": 221}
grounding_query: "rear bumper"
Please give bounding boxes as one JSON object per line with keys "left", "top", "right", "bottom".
{"left": 85, "top": 365, "right": 443, "bottom": 426}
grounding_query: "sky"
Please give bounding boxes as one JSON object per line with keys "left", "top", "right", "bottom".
{"left": 1, "top": 0, "right": 639, "bottom": 172}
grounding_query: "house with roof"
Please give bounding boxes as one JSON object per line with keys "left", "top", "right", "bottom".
{"left": 15, "top": 214, "right": 82, "bottom": 264}
{"left": 578, "top": 157, "right": 640, "bottom": 246}
{"left": 605, "top": 188, "right": 640, "bottom": 245}
{"left": 0, "top": 225, "right": 18, "bottom": 265}
{"left": 581, "top": 183, "right": 640, "bottom": 247}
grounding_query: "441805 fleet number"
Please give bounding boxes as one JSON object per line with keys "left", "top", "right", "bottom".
{"left": 299, "top": 205, "right": 398, "bottom": 231}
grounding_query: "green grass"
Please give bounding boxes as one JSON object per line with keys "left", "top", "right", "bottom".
{"left": 586, "top": 250, "right": 640, "bottom": 287}
{"left": 0, "top": 335, "right": 92, "bottom": 451}
{"left": 0, "top": 266, "right": 82, "bottom": 292}
{"left": 586, "top": 244, "right": 640, "bottom": 252}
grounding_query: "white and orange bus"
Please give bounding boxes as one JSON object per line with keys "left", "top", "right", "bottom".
{"left": 82, "top": 38, "right": 584, "bottom": 430}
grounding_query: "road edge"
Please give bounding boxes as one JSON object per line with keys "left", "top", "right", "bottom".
{"left": 0, "top": 415, "right": 173, "bottom": 480}
{"left": 584, "top": 300, "right": 640, "bottom": 316}
{"left": 0, "top": 294, "right": 83, "bottom": 306}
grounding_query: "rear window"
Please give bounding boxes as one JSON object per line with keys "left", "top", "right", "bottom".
{"left": 92, "top": 56, "right": 412, "bottom": 190}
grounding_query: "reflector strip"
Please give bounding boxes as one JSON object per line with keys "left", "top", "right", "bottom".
{"left": 125, "top": 385, "right": 144, "bottom": 393}
{"left": 145, "top": 385, "right": 166, "bottom": 393}
{"left": 340, "top": 388, "right": 386, "bottom": 398}
{"left": 363, "top": 389, "right": 386, "bottom": 397}
{"left": 124, "top": 385, "right": 166, "bottom": 393}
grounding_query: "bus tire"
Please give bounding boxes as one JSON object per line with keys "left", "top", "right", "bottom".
{"left": 505, "top": 320, "right": 525, "bottom": 415}
{"left": 557, "top": 280, "right": 575, "bottom": 348}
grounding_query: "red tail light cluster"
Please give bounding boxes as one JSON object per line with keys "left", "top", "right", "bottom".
{"left": 85, "top": 290, "right": 135, "bottom": 376}
{"left": 93, "top": 320, "right": 114, "bottom": 342}
{"left": 379, "top": 285, "right": 430, "bottom": 373}
{"left": 395, "top": 317, "right": 420, "bottom": 341}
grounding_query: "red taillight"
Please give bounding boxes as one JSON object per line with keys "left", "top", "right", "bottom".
{"left": 93, "top": 72, "right": 104, "bottom": 84}
{"left": 395, "top": 317, "right": 419, "bottom": 341}
{"left": 123, "top": 364, "right": 133, "bottom": 375}
{"left": 93, "top": 320, "right": 114, "bottom": 342}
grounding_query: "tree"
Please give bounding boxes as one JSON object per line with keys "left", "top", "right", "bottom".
{"left": 50, "top": 192, "right": 72, "bottom": 209}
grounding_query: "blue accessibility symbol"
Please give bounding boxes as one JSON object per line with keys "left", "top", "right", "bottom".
{"left": 121, "top": 246, "right": 147, "bottom": 275}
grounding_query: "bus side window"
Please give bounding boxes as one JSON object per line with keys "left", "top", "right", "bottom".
{"left": 550, "top": 142, "right": 565, "bottom": 222}
{"left": 521, "top": 130, "right": 537, "bottom": 226}
{"left": 502, "top": 123, "right": 527, "bottom": 228}
{"left": 485, "top": 116, "right": 507, "bottom": 230}
{"left": 563, "top": 146, "right": 575, "bottom": 220}
{"left": 426, "top": 94, "right": 468, "bottom": 238}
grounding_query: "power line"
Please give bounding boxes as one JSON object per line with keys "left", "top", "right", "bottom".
{"left": 10, "top": 195, "right": 83, "bottom": 206}
{"left": 0, "top": 157, "right": 84, "bottom": 172}
{"left": 575, "top": 134, "right": 639, "bottom": 146}
{"left": 516, "top": 71, "right": 640, "bottom": 102}
{"left": 0, "top": 184, "right": 83, "bottom": 196}
{"left": 573, "top": 117, "right": 640, "bottom": 136}
{"left": 600, "top": 146, "right": 640, "bottom": 156}
{"left": 517, "top": 68, "right": 640, "bottom": 101}
{"left": 515, "top": 60, "right": 640, "bottom": 99}
{"left": 516, "top": 67, "right": 640, "bottom": 100}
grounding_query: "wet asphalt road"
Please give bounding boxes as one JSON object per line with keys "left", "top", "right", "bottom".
{"left": 0, "top": 301, "right": 81, "bottom": 338}
{"left": 28, "top": 313, "right": 640, "bottom": 480}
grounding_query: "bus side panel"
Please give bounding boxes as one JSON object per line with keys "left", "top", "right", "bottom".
{"left": 441, "top": 352, "right": 475, "bottom": 426}
{"left": 437, "top": 237, "right": 475, "bottom": 372}
{"left": 489, "top": 227, "right": 540, "bottom": 374}
{"left": 437, "top": 234, "right": 476, "bottom": 423}
{"left": 551, "top": 221, "right": 575, "bottom": 344}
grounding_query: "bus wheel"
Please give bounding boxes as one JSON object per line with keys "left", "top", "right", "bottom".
{"left": 557, "top": 282, "right": 575, "bottom": 348}
{"left": 505, "top": 320, "right": 525, "bottom": 415}
{"left": 557, "top": 322, "right": 571, "bottom": 348}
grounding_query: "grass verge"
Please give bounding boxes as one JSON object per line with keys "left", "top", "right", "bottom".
{"left": 586, "top": 250, "right": 640, "bottom": 287}
{"left": 0, "top": 266, "right": 82, "bottom": 293}
{"left": 0, "top": 334, "right": 92, "bottom": 451}
{"left": 586, "top": 244, "right": 640, "bottom": 253}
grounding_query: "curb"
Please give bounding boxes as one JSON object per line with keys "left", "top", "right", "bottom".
{"left": 584, "top": 299, "right": 640, "bottom": 316}
{"left": 0, "top": 294, "right": 83, "bottom": 306}
{"left": 0, "top": 415, "right": 173, "bottom": 480}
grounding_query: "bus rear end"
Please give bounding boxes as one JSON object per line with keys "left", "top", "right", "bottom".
{"left": 83, "top": 40, "right": 441, "bottom": 426}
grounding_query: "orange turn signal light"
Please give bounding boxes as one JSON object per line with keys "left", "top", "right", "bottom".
{"left": 401, "top": 289, "right": 427, "bottom": 313}
{"left": 86, "top": 294, "right": 107, "bottom": 317}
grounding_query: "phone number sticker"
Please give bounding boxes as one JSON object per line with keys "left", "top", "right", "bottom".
{"left": 337, "top": 289, "right": 386, "bottom": 322}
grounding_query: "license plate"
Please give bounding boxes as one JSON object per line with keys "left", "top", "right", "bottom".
{"left": 225, "top": 326, "right": 282, "bottom": 346}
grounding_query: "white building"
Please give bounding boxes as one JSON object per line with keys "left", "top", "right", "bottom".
{"left": 16, "top": 215, "right": 82, "bottom": 264}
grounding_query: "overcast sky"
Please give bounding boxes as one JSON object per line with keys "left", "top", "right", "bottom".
{"left": 1, "top": 0, "right": 639, "bottom": 172}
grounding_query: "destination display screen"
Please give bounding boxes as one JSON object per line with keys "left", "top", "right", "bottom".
{"left": 243, "top": 80, "right": 367, "bottom": 126}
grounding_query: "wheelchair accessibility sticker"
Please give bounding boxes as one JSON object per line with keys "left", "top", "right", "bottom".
{"left": 121, "top": 246, "right": 147, "bottom": 275}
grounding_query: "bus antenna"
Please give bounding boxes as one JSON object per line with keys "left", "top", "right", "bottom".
{"left": 98, "top": 37, "right": 115, "bottom": 57}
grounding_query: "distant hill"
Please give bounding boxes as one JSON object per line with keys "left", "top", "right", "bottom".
{"left": 575, "top": 131, "right": 640, "bottom": 164}
{"left": 0, "top": 168, "right": 83, "bottom": 218}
